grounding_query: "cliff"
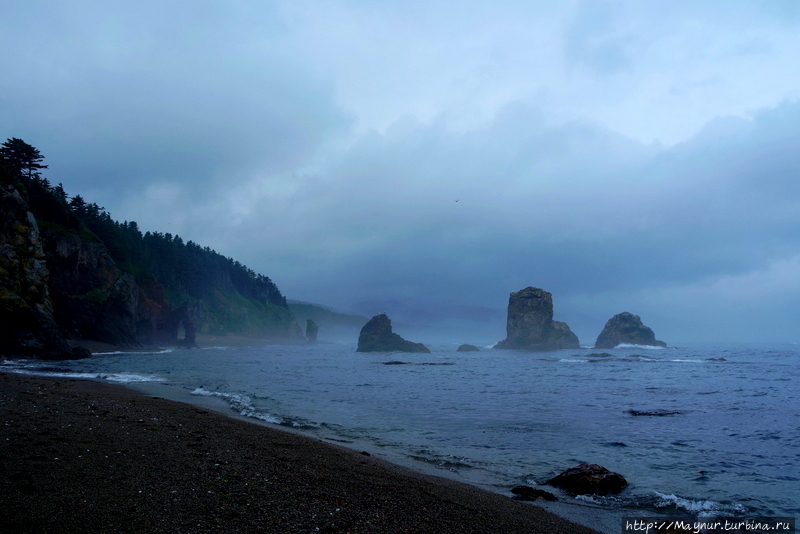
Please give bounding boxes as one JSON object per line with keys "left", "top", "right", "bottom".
{"left": 494, "top": 287, "right": 580, "bottom": 351}
{"left": 1, "top": 141, "right": 303, "bottom": 358}
{"left": 0, "top": 185, "right": 89, "bottom": 359}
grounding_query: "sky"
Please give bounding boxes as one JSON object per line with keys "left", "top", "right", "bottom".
{"left": 3, "top": 0, "right": 800, "bottom": 344}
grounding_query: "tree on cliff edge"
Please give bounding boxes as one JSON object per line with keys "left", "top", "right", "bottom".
{"left": 0, "top": 138, "right": 48, "bottom": 179}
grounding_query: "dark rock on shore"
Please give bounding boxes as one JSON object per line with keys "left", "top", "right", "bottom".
{"left": 356, "top": 314, "right": 430, "bottom": 353}
{"left": 306, "top": 319, "right": 318, "bottom": 344}
{"left": 494, "top": 287, "right": 580, "bottom": 351}
{"left": 510, "top": 486, "right": 558, "bottom": 501}
{"left": 546, "top": 463, "right": 628, "bottom": 496}
{"left": 594, "top": 312, "right": 666, "bottom": 349}
{"left": 457, "top": 344, "right": 480, "bottom": 352}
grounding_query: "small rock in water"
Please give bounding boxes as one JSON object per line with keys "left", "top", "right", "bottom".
{"left": 626, "top": 409, "right": 687, "bottom": 417}
{"left": 456, "top": 344, "right": 480, "bottom": 352}
{"left": 546, "top": 463, "right": 628, "bottom": 495}
{"left": 510, "top": 486, "right": 558, "bottom": 501}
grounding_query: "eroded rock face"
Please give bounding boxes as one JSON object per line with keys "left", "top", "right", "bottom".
{"left": 356, "top": 314, "right": 430, "bottom": 353}
{"left": 0, "top": 186, "right": 88, "bottom": 359}
{"left": 594, "top": 312, "right": 666, "bottom": 349}
{"left": 546, "top": 463, "right": 628, "bottom": 496}
{"left": 494, "top": 287, "right": 580, "bottom": 351}
{"left": 45, "top": 234, "right": 140, "bottom": 347}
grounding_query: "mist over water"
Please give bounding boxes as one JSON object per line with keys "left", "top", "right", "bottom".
{"left": 5, "top": 341, "right": 798, "bottom": 531}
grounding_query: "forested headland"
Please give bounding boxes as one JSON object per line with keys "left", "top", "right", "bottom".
{"left": 1, "top": 138, "right": 303, "bottom": 359}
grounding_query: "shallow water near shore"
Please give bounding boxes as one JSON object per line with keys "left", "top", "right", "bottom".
{"left": 4, "top": 341, "right": 798, "bottom": 533}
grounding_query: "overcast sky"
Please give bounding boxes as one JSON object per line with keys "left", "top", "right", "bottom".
{"left": 3, "top": 0, "right": 800, "bottom": 343}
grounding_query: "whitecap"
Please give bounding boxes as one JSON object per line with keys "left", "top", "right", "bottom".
{"left": 615, "top": 344, "right": 666, "bottom": 350}
{"left": 96, "top": 373, "right": 165, "bottom": 383}
{"left": 653, "top": 491, "right": 746, "bottom": 516}
{"left": 190, "top": 387, "right": 283, "bottom": 424}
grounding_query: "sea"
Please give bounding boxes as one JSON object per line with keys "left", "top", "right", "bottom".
{"left": 3, "top": 341, "right": 798, "bottom": 533}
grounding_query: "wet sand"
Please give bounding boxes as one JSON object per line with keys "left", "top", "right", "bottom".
{"left": 0, "top": 372, "right": 601, "bottom": 533}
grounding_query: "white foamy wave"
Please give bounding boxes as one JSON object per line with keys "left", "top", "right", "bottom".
{"left": 615, "top": 344, "right": 666, "bottom": 350}
{"left": 97, "top": 373, "right": 165, "bottom": 383}
{"left": 0, "top": 365, "right": 164, "bottom": 383}
{"left": 654, "top": 491, "right": 746, "bottom": 517}
{"left": 559, "top": 358, "right": 588, "bottom": 363}
{"left": 191, "top": 387, "right": 282, "bottom": 424}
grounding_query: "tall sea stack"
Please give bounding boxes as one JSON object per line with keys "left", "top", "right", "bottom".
{"left": 494, "top": 287, "right": 580, "bottom": 351}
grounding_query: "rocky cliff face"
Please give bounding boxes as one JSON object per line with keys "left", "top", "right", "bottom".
{"left": 44, "top": 234, "right": 141, "bottom": 346}
{"left": 2, "top": 180, "right": 303, "bottom": 359}
{"left": 494, "top": 287, "right": 580, "bottom": 351}
{"left": 0, "top": 186, "right": 89, "bottom": 359}
{"left": 594, "top": 312, "right": 666, "bottom": 348}
{"left": 356, "top": 314, "right": 430, "bottom": 353}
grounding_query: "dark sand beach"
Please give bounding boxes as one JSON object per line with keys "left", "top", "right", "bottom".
{"left": 0, "top": 372, "right": 600, "bottom": 534}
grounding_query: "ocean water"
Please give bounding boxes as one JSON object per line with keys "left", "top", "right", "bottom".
{"left": 3, "top": 342, "right": 798, "bottom": 531}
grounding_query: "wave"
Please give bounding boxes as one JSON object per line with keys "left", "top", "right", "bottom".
{"left": 652, "top": 491, "right": 746, "bottom": 517}
{"left": 190, "top": 387, "right": 283, "bottom": 425}
{"left": 94, "top": 349, "right": 174, "bottom": 355}
{"left": 0, "top": 360, "right": 164, "bottom": 383}
{"left": 615, "top": 344, "right": 666, "bottom": 350}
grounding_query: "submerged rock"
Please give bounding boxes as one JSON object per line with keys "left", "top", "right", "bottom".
{"left": 456, "top": 344, "right": 480, "bottom": 352}
{"left": 494, "top": 287, "right": 580, "bottom": 351}
{"left": 356, "top": 314, "right": 430, "bottom": 353}
{"left": 594, "top": 312, "right": 666, "bottom": 349}
{"left": 510, "top": 486, "right": 558, "bottom": 501}
{"left": 546, "top": 463, "right": 628, "bottom": 496}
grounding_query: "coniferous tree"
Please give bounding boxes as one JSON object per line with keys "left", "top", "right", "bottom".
{"left": 0, "top": 137, "right": 48, "bottom": 179}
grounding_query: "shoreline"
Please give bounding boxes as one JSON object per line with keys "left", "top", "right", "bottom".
{"left": 126, "top": 379, "right": 624, "bottom": 534}
{"left": 0, "top": 371, "right": 602, "bottom": 533}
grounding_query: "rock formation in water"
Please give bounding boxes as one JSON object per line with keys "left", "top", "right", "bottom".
{"left": 594, "top": 312, "right": 666, "bottom": 349}
{"left": 494, "top": 287, "right": 580, "bottom": 351}
{"left": 546, "top": 463, "right": 628, "bottom": 496}
{"left": 305, "top": 319, "right": 318, "bottom": 344}
{"left": 356, "top": 314, "right": 430, "bottom": 353}
{"left": 456, "top": 344, "right": 480, "bottom": 352}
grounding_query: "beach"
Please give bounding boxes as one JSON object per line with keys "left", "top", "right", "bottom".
{"left": 0, "top": 372, "right": 600, "bottom": 534}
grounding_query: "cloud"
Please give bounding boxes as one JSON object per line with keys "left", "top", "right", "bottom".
{"left": 0, "top": 1, "right": 350, "bottom": 202}
{"left": 3, "top": 1, "right": 800, "bottom": 342}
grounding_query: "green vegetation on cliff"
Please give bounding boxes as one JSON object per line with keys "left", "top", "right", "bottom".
{"left": 1, "top": 138, "right": 301, "bottom": 354}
